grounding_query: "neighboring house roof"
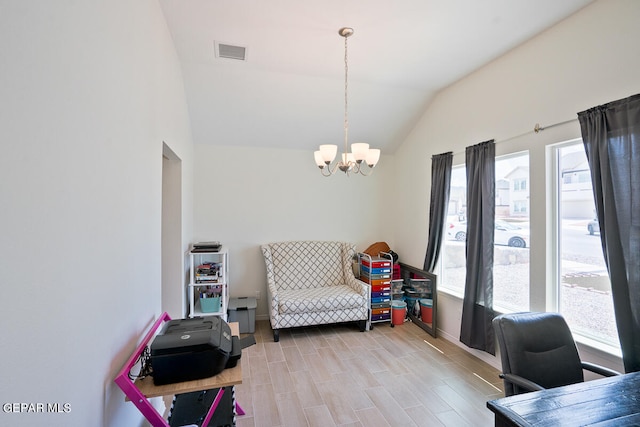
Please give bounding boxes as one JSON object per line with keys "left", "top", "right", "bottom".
{"left": 561, "top": 151, "right": 589, "bottom": 172}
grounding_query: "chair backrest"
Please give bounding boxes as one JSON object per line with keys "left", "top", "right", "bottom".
{"left": 261, "top": 241, "right": 355, "bottom": 291}
{"left": 493, "top": 312, "right": 585, "bottom": 396}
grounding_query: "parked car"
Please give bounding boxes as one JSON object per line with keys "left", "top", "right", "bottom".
{"left": 446, "top": 219, "right": 529, "bottom": 248}
{"left": 447, "top": 221, "right": 468, "bottom": 242}
{"left": 588, "top": 218, "right": 600, "bottom": 235}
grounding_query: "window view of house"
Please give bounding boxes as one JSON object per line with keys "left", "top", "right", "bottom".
{"left": 493, "top": 152, "right": 530, "bottom": 312}
{"left": 556, "top": 142, "right": 618, "bottom": 347}
{"left": 440, "top": 165, "right": 467, "bottom": 296}
{"left": 440, "top": 152, "right": 530, "bottom": 313}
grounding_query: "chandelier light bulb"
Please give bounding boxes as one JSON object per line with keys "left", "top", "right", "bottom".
{"left": 319, "top": 144, "right": 338, "bottom": 163}
{"left": 351, "top": 143, "right": 369, "bottom": 162}
{"left": 314, "top": 151, "right": 325, "bottom": 168}
{"left": 366, "top": 149, "right": 381, "bottom": 167}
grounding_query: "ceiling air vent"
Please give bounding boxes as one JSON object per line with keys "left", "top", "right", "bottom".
{"left": 215, "top": 42, "right": 247, "bottom": 61}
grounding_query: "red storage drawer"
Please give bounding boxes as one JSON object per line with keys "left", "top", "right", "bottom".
{"left": 371, "top": 283, "right": 391, "bottom": 292}
{"left": 361, "top": 257, "right": 392, "bottom": 268}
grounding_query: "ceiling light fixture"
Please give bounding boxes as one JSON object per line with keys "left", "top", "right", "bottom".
{"left": 314, "top": 27, "right": 380, "bottom": 176}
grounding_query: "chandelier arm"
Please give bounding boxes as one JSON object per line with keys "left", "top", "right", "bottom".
{"left": 329, "top": 161, "right": 342, "bottom": 176}
{"left": 320, "top": 165, "right": 331, "bottom": 176}
{"left": 361, "top": 163, "right": 375, "bottom": 176}
{"left": 351, "top": 161, "right": 361, "bottom": 174}
{"left": 357, "top": 164, "right": 374, "bottom": 176}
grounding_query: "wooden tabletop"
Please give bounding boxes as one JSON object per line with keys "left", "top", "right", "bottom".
{"left": 130, "top": 321, "right": 242, "bottom": 399}
{"left": 487, "top": 371, "right": 640, "bottom": 427}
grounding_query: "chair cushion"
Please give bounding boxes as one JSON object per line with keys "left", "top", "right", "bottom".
{"left": 277, "top": 285, "right": 367, "bottom": 315}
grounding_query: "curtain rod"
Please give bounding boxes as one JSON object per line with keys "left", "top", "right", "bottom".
{"left": 451, "top": 117, "right": 578, "bottom": 157}
{"left": 533, "top": 118, "right": 577, "bottom": 133}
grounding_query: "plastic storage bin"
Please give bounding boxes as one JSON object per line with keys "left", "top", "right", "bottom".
{"left": 200, "top": 295, "right": 221, "bottom": 313}
{"left": 391, "top": 300, "right": 407, "bottom": 325}
{"left": 228, "top": 297, "right": 257, "bottom": 333}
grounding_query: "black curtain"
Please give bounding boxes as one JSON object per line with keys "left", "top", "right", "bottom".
{"left": 460, "top": 140, "right": 496, "bottom": 354}
{"left": 578, "top": 93, "right": 640, "bottom": 373}
{"left": 423, "top": 152, "right": 453, "bottom": 272}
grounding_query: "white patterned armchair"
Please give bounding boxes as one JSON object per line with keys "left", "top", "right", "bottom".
{"left": 261, "top": 241, "right": 369, "bottom": 342}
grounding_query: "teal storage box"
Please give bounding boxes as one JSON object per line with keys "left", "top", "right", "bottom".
{"left": 200, "top": 295, "right": 221, "bottom": 313}
{"left": 228, "top": 297, "right": 257, "bottom": 333}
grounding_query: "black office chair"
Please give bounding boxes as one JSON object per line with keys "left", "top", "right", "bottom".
{"left": 493, "top": 312, "right": 620, "bottom": 396}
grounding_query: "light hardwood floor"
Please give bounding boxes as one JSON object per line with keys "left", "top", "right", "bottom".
{"left": 234, "top": 319, "right": 504, "bottom": 427}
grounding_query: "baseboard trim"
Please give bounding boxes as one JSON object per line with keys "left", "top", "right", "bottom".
{"left": 436, "top": 327, "right": 501, "bottom": 370}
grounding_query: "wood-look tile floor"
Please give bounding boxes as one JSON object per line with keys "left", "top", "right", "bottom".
{"left": 234, "top": 320, "right": 504, "bottom": 427}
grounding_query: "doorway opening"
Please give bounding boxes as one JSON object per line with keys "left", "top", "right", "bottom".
{"left": 162, "top": 142, "right": 184, "bottom": 317}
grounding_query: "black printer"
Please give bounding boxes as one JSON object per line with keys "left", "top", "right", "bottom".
{"left": 150, "top": 316, "right": 236, "bottom": 385}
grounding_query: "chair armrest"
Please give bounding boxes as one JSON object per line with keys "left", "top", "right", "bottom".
{"left": 266, "top": 281, "right": 279, "bottom": 320}
{"left": 346, "top": 274, "right": 369, "bottom": 298}
{"left": 500, "top": 373, "right": 546, "bottom": 392}
{"left": 264, "top": 266, "right": 279, "bottom": 306}
{"left": 582, "top": 362, "right": 622, "bottom": 377}
{"left": 267, "top": 281, "right": 278, "bottom": 299}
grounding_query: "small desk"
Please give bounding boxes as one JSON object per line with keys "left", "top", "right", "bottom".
{"left": 115, "top": 313, "right": 244, "bottom": 427}
{"left": 487, "top": 371, "right": 640, "bottom": 427}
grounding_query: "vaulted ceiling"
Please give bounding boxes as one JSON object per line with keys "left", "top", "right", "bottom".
{"left": 159, "top": 0, "right": 593, "bottom": 154}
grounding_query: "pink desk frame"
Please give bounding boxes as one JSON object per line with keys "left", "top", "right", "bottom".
{"left": 114, "top": 312, "right": 244, "bottom": 427}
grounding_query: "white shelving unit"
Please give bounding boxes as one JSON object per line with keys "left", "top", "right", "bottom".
{"left": 188, "top": 247, "right": 229, "bottom": 320}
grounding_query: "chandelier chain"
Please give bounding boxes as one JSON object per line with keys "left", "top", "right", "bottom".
{"left": 343, "top": 34, "right": 349, "bottom": 157}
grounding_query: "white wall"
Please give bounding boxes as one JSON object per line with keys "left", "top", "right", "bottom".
{"left": 0, "top": 1, "right": 194, "bottom": 426}
{"left": 193, "top": 145, "right": 395, "bottom": 318}
{"left": 394, "top": 0, "right": 637, "bottom": 371}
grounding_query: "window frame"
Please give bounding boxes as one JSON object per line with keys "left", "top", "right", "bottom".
{"left": 549, "top": 138, "right": 621, "bottom": 356}
{"left": 433, "top": 135, "right": 621, "bottom": 359}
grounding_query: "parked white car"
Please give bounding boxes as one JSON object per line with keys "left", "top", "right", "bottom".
{"left": 447, "top": 219, "right": 529, "bottom": 248}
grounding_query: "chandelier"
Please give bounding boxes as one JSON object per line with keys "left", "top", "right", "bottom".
{"left": 314, "top": 27, "right": 380, "bottom": 176}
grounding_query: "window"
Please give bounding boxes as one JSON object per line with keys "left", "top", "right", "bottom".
{"left": 493, "top": 152, "right": 530, "bottom": 312}
{"left": 554, "top": 141, "right": 618, "bottom": 347}
{"left": 513, "top": 200, "right": 528, "bottom": 213}
{"left": 513, "top": 178, "right": 527, "bottom": 191}
{"left": 439, "top": 152, "right": 530, "bottom": 313}
{"left": 578, "top": 171, "right": 591, "bottom": 183}
{"left": 563, "top": 173, "right": 573, "bottom": 184}
{"left": 440, "top": 165, "right": 466, "bottom": 296}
